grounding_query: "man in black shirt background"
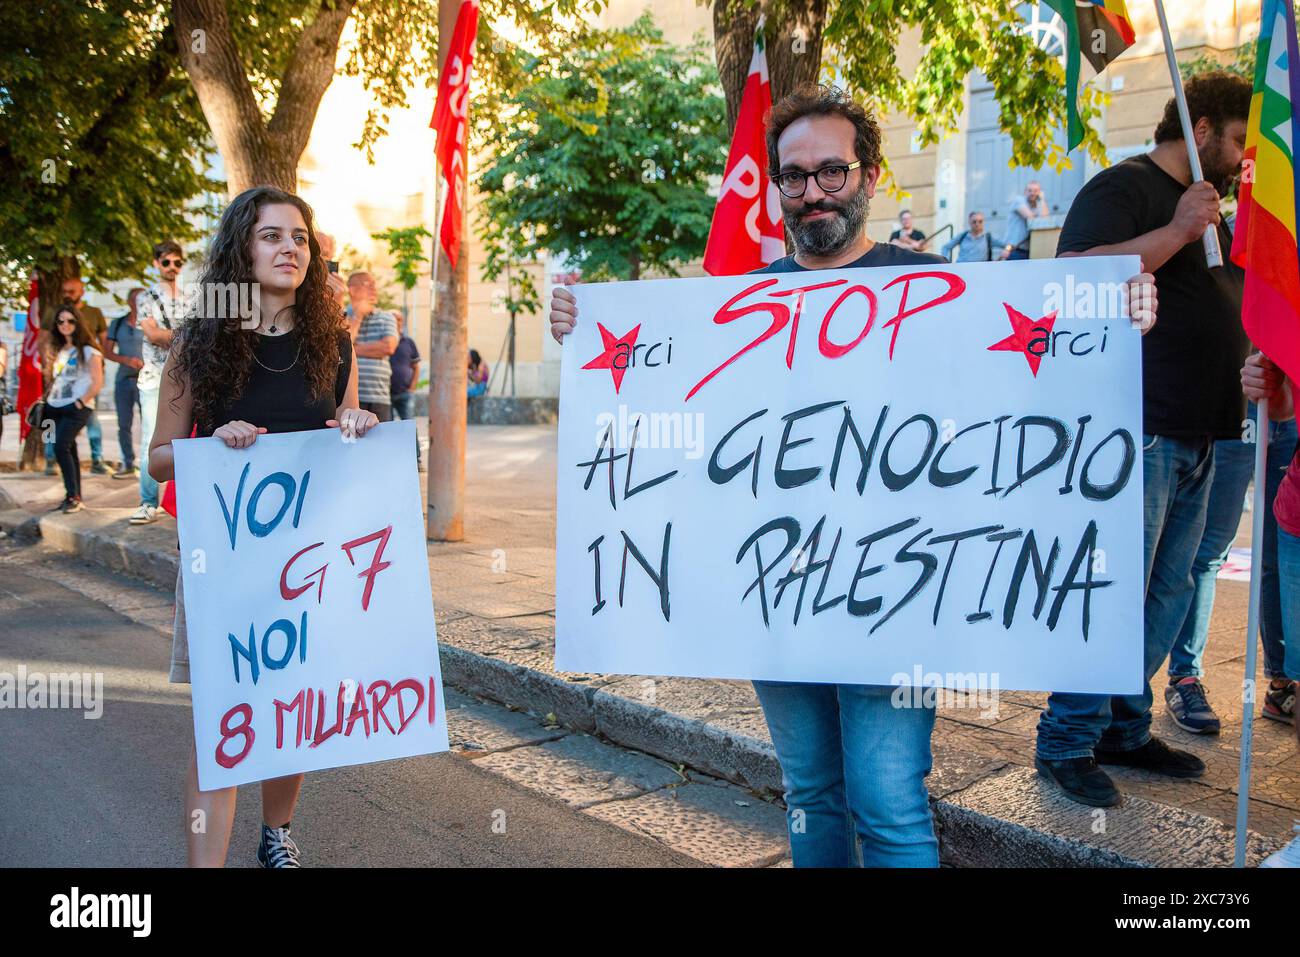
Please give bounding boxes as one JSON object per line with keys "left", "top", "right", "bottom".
{"left": 1035, "top": 72, "right": 1253, "bottom": 807}
{"left": 889, "top": 209, "right": 929, "bottom": 253}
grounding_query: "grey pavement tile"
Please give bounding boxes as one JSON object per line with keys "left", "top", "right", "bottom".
{"left": 474, "top": 733, "right": 683, "bottom": 809}
{"left": 1180, "top": 790, "right": 1300, "bottom": 840}
{"left": 595, "top": 675, "right": 763, "bottom": 724}
{"left": 583, "top": 779, "right": 788, "bottom": 868}
{"left": 932, "top": 719, "right": 1035, "bottom": 770}
{"left": 947, "top": 766, "right": 1277, "bottom": 867}
{"left": 445, "top": 689, "right": 569, "bottom": 754}
{"left": 436, "top": 585, "right": 556, "bottom": 619}
{"left": 928, "top": 747, "right": 1010, "bottom": 799}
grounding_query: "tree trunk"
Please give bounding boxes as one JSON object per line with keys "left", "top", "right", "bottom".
{"left": 426, "top": 0, "right": 469, "bottom": 542}
{"left": 766, "top": 0, "right": 826, "bottom": 105}
{"left": 712, "top": 0, "right": 827, "bottom": 135}
{"left": 173, "top": 0, "right": 354, "bottom": 197}
{"left": 35, "top": 257, "right": 81, "bottom": 330}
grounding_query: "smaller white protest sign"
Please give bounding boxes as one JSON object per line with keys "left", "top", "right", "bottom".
{"left": 174, "top": 420, "right": 448, "bottom": 790}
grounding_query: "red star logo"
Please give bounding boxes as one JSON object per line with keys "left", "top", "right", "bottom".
{"left": 987, "top": 304, "right": 1057, "bottom": 377}
{"left": 582, "top": 322, "right": 641, "bottom": 393}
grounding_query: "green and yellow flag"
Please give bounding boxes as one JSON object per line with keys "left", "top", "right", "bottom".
{"left": 1043, "top": 0, "right": 1137, "bottom": 150}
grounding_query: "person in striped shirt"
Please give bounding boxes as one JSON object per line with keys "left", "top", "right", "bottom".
{"left": 345, "top": 271, "right": 398, "bottom": 421}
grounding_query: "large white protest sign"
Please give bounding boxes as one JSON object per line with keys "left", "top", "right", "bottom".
{"left": 556, "top": 256, "right": 1145, "bottom": 694}
{"left": 174, "top": 420, "right": 448, "bottom": 790}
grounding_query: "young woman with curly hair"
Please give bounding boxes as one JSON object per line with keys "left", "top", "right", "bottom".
{"left": 148, "top": 186, "right": 380, "bottom": 868}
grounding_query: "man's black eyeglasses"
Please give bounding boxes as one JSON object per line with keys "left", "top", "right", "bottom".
{"left": 772, "top": 161, "right": 863, "bottom": 199}
{"left": 161, "top": 257, "right": 184, "bottom": 267}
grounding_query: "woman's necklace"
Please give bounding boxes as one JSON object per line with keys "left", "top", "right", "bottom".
{"left": 251, "top": 339, "right": 301, "bottom": 373}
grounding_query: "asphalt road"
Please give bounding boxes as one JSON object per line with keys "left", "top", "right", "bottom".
{"left": 0, "top": 552, "right": 696, "bottom": 868}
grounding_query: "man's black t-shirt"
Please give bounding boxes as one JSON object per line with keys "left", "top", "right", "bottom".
{"left": 756, "top": 242, "right": 946, "bottom": 274}
{"left": 1056, "top": 154, "right": 1248, "bottom": 440}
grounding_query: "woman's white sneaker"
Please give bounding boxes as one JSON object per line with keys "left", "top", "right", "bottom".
{"left": 129, "top": 504, "right": 159, "bottom": 525}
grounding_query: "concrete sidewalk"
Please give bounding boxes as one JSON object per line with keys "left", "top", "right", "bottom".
{"left": 2, "top": 420, "right": 1295, "bottom": 865}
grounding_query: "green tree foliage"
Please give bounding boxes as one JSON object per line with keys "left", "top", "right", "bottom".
{"left": 826, "top": 0, "right": 1112, "bottom": 175}
{"left": 0, "top": 0, "right": 219, "bottom": 305}
{"left": 172, "top": 0, "right": 608, "bottom": 194}
{"left": 824, "top": 0, "right": 1110, "bottom": 175}
{"left": 713, "top": 0, "right": 1114, "bottom": 184}
{"left": 372, "top": 224, "right": 431, "bottom": 316}
{"left": 476, "top": 15, "right": 727, "bottom": 286}
{"left": 1180, "top": 41, "right": 1255, "bottom": 81}
{"left": 371, "top": 225, "right": 431, "bottom": 291}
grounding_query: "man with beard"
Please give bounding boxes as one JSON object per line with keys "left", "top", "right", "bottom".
{"left": 549, "top": 85, "right": 1156, "bottom": 865}
{"left": 1035, "top": 71, "right": 1253, "bottom": 807}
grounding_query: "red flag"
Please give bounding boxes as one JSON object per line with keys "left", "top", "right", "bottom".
{"left": 703, "top": 20, "right": 784, "bottom": 275}
{"left": 430, "top": 0, "right": 479, "bottom": 269}
{"left": 17, "top": 274, "right": 44, "bottom": 441}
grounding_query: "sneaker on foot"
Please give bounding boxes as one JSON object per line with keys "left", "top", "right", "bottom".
{"left": 1095, "top": 736, "right": 1205, "bottom": 778}
{"left": 1165, "top": 677, "right": 1221, "bottom": 734}
{"left": 1034, "top": 755, "right": 1121, "bottom": 807}
{"left": 256, "top": 824, "right": 301, "bottom": 868}
{"left": 44, "top": 461, "right": 56, "bottom": 476}
{"left": 61, "top": 497, "right": 84, "bottom": 514}
{"left": 112, "top": 465, "right": 139, "bottom": 480}
{"left": 129, "top": 504, "right": 159, "bottom": 525}
{"left": 1263, "top": 681, "right": 1296, "bottom": 725}
{"left": 90, "top": 459, "right": 109, "bottom": 475}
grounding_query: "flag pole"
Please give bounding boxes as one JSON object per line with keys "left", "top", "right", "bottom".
{"left": 429, "top": 166, "right": 444, "bottom": 333}
{"left": 1153, "top": 0, "right": 1223, "bottom": 268}
{"left": 1234, "top": 394, "right": 1269, "bottom": 867}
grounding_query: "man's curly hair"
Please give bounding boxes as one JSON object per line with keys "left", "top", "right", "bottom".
{"left": 170, "top": 186, "right": 340, "bottom": 433}
{"left": 766, "top": 84, "right": 884, "bottom": 174}
{"left": 1154, "top": 71, "right": 1251, "bottom": 143}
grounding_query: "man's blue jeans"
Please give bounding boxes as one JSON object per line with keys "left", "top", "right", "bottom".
{"left": 1276, "top": 527, "right": 1300, "bottom": 680}
{"left": 1169, "top": 405, "right": 1298, "bottom": 680}
{"left": 752, "top": 680, "right": 938, "bottom": 867}
{"left": 391, "top": 391, "right": 414, "bottom": 421}
{"left": 114, "top": 375, "right": 141, "bottom": 470}
{"left": 1037, "top": 434, "right": 1214, "bottom": 759}
{"left": 137, "top": 384, "right": 160, "bottom": 507}
{"left": 391, "top": 390, "right": 421, "bottom": 464}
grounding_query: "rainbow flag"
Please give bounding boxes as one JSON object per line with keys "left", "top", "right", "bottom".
{"left": 1231, "top": 0, "right": 1300, "bottom": 382}
{"left": 1045, "top": 0, "right": 1136, "bottom": 150}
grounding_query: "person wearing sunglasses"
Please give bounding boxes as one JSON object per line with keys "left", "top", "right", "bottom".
{"left": 43, "top": 304, "right": 104, "bottom": 512}
{"left": 941, "top": 211, "right": 996, "bottom": 262}
{"left": 133, "top": 240, "right": 187, "bottom": 526}
{"left": 42, "top": 277, "right": 108, "bottom": 476}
